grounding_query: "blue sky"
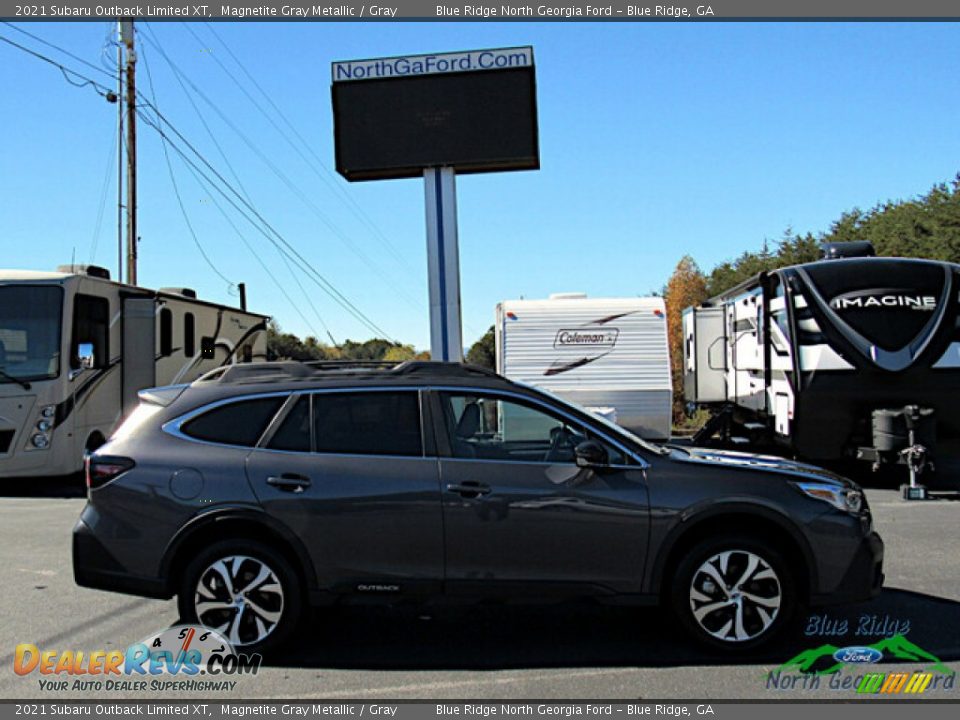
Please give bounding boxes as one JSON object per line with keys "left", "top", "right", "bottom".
{"left": 1, "top": 21, "right": 958, "bottom": 349}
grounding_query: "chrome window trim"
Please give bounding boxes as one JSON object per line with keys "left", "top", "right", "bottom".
{"left": 161, "top": 382, "right": 650, "bottom": 469}
{"left": 428, "top": 385, "right": 651, "bottom": 471}
{"left": 162, "top": 390, "right": 293, "bottom": 450}
{"left": 439, "top": 455, "right": 644, "bottom": 472}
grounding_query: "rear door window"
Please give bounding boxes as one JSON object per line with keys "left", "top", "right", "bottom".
{"left": 266, "top": 395, "right": 311, "bottom": 452}
{"left": 181, "top": 396, "right": 285, "bottom": 447}
{"left": 312, "top": 391, "right": 422, "bottom": 457}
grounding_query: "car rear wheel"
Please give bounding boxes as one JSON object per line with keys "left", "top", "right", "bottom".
{"left": 178, "top": 540, "right": 302, "bottom": 655}
{"left": 671, "top": 535, "right": 796, "bottom": 650}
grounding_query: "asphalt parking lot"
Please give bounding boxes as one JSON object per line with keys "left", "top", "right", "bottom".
{"left": 1, "top": 480, "right": 958, "bottom": 700}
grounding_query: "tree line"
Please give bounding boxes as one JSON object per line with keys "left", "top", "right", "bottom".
{"left": 267, "top": 173, "right": 960, "bottom": 420}
{"left": 664, "top": 174, "right": 960, "bottom": 423}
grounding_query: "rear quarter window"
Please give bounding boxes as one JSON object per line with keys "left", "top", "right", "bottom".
{"left": 181, "top": 396, "right": 285, "bottom": 447}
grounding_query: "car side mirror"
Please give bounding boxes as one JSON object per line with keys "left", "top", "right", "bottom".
{"left": 575, "top": 440, "right": 608, "bottom": 469}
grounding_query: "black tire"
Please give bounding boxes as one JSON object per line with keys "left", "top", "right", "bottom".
{"left": 177, "top": 539, "right": 303, "bottom": 655}
{"left": 670, "top": 533, "right": 797, "bottom": 650}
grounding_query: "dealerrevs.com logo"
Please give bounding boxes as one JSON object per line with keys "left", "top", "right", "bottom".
{"left": 553, "top": 328, "right": 619, "bottom": 348}
{"left": 13, "top": 625, "right": 261, "bottom": 693}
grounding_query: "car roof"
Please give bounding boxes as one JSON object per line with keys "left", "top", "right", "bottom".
{"left": 179, "top": 361, "right": 520, "bottom": 402}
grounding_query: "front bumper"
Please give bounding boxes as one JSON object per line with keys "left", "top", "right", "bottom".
{"left": 72, "top": 517, "right": 169, "bottom": 599}
{"left": 810, "top": 530, "right": 884, "bottom": 606}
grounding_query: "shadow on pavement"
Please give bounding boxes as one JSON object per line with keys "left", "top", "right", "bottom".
{"left": 0, "top": 473, "right": 84, "bottom": 498}
{"left": 260, "top": 587, "right": 960, "bottom": 671}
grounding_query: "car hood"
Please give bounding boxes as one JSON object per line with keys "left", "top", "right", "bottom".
{"left": 666, "top": 446, "right": 858, "bottom": 488}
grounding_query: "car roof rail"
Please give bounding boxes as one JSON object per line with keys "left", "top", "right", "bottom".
{"left": 389, "top": 361, "right": 500, "bottom": 378}
{"left": 195, "top": 360, "right": 501, "bottom": 385}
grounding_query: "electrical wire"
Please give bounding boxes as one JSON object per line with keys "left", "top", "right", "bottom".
{"left": 140, "top": 24, "right": 335, "bottom": 341}
{"left": 195, "top": 22, "right": 417, "bottom": 274}
{"left": 141, "top": 26, "right": 422, "bottom": 309}
{"left": 140, "top": 42, "right": 237, "bottom": 291}
{"left": 177, "top": 155, "right": 326, "bottom": 342}
{"left": 1, "top": 27, "right": 396, "bottom": 342}
{"left": 1, "top": 22, "right": 115, "bottom": 80}
{"left": 88, "top": 126, "right": 117, "bottom": 265}
{"left": 0, "top": 33, "right": 114, "bottom": 99}
{"left": 136, "top": 108, "right": 396, "bottom": 341}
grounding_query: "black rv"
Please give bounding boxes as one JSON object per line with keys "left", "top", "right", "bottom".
{"left": 682, "top": 242, "right": 960, "bottom": 490}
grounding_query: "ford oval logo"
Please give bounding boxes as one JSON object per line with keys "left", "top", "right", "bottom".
{"left": 833, "top": 646, "right": 883, "bottom": 664}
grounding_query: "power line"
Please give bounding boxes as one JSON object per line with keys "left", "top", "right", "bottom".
{"left": 0, "top": 33, "right": 114, "bottom": 99}
{"left": 177, "top": 154, "right": 326, "bottom": 341}
{"left": 196, "top": 22, "right": 417, "bottom": 275}
{"left": 135, "top": 108, "right": 396, "bottom": 340}
{"left": 1, "top": 21, "right": 115, "bottom": 81}
{"left": 140, "top": 41, "right": 236, "bottom": 291}
{"left": 1, "top": 27, "right": 395, "bottom": 341}
{"left": 139, "top": 24, "right": 335, "bottom": 341}
{"left": 142, "top": 26, "right": 422, "bottom": 309}
{"left": 88, "top": 125, "right": 117, "bottom": 265}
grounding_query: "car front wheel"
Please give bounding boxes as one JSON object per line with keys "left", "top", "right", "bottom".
{"left": 178, "top": 540, "right": 302, "bottom": 655}
{"left": 671, "top": 535, "right": 796, "bottom": 650}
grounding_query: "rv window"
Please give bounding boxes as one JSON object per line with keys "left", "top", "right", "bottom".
{"left": 267, "top": 396, "right": 311, "bottom": 452}
{"left": 771, "top": 278, "right": 791, "bottom": 341}
{"left": 312, "top": 391, "right": 422, "bottom": 457}
{"left": 184, "top": 313, "right": 195, "bottom": 357}
{"left": 0, "top": 285, "right": 62, "bottom": 382}
{"left": 71, "top": 294, "right": 109, "bottom": 370}
{"left": 159, "top": 308, "right": 173, "bottom": 357}
{"left": 181, "top": 396, "right": 286, "bottom": 447}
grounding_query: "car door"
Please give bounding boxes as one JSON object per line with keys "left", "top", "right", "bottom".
{"left": 433, "top": 389, "right": 651, "bottom": 595}
{"left": 245, "top": 388, "right": 444, "bottom": 596}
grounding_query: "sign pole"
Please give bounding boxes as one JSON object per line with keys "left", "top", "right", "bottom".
{"left": 424, "top": 167, "right": 463, "bottom": 362}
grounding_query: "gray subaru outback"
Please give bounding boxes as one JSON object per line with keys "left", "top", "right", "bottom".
{"left": 73, "top": 361, "right": 883, "bottom": 653}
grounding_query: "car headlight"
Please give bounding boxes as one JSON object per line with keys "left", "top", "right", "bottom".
{"left": 40, "top": 405, "right": 56, "bottom": 419}
{"left": 37, "top": 420, "right": 52, "bottom": 432}
{"left": 31, "top": 433, "right": 50, "bottom": 449}
{"left": 794, "top": 482, "right": 863, "bottom": 513}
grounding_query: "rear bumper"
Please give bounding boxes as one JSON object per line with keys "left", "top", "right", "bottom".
{"left": 811, "top": 531, "right": 884, "bottom": 606}
{"left": 72, "top": 517, "right": 170, "bottom": 599}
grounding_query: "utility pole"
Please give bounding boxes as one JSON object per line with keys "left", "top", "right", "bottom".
{"left": 120, "top": 19, "right": 137, "bottom": 286}
{"left": 116, "top": 21, "right": 124, "bottom": 283}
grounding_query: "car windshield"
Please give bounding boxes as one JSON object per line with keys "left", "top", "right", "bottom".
{"left": 514, "top": 380, "right": 671, "bottom": 456}
{"left": 0, "top": 285, "right": 63, "bottom": 383}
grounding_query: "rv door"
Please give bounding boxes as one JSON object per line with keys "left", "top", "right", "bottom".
{"left": 121, "top": 298, "right": 156, "bottom": 415}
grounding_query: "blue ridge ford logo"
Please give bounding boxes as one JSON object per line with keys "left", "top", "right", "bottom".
{"left": 832, "top": 646, "right": 884, "bottom": 665}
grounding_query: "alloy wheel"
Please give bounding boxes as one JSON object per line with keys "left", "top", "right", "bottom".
{"left": 193, "top": 555, "right": 284, "bottom": 648}
{"left": 688, "top": 549, "right": 782, "bottom": 643}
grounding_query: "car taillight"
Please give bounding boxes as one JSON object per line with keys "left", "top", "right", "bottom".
{"left": 86, "top": 455, "right": 136, "bottom": 490}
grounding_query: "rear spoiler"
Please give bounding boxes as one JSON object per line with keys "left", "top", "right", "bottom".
{"left": 137, "top": 384, "right": 190, "bottom": 407}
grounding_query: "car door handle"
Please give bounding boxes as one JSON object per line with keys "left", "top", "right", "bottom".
{"left": 266, "top": 474, "right": 311, "bottom": 493}
{"left": 446, "top": 481, "right": 491, "bottom": 499}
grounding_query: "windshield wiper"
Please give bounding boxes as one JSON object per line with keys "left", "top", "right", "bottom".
{"left": 0, "top": 369, "right": 31, "bottom": 390}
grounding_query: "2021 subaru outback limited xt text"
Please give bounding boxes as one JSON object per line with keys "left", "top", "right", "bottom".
{"left": 73, "top": 361, "right": 883, "bottom": 653}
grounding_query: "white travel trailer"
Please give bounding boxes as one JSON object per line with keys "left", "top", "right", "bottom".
{"left": 496, "top": 294, "right": 672, "bottom": 439}
{"left": 0, "top": 265, "right": 268, "bottom": 478}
